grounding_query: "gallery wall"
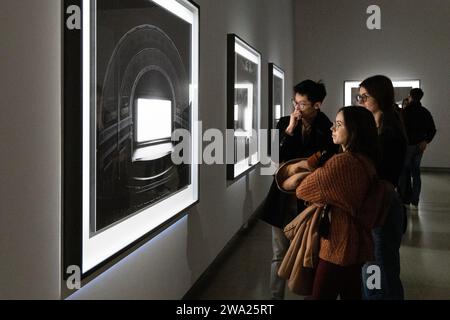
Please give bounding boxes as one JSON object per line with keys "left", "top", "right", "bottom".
{"left": 0, "top": 0, "right": 294, "bottom": 299}
{"left": 294, "top": 0, "right": 450, "bottom": 168}
{"left": 0, "top": 1, "right": 61, "bottom": 299}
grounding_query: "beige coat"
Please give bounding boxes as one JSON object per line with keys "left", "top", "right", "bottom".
{"left": 277, "top": 204, "right": 322, "bottom": 295}
{"left": 275, "top": 159, "right": 322, "bottom": 296}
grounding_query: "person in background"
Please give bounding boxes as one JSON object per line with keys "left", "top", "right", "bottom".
{"left": 399, "top": 88, "right": 436, "bottom": 210}
{"left": 358, "top": 75, "right": 407, "bottom": 299}
{"left": 257, "top": 80, "right": 337, "bottom": 300}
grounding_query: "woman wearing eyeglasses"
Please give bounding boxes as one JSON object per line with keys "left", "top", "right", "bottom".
{"left": 279, "top": 107, "right": 383, "bottom": 299}
{"left": 357, "top": 75, "right": 407, "bottom": 188}
{"left": 357, "top": 75, "right": 407, "bottom": 300}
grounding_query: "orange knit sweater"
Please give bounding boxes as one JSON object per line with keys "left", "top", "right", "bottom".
{"left": 296, "top": 152, "right": 378, "bottom": 266}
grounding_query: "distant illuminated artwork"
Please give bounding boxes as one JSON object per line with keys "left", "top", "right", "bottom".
{"left": 227, "top": 34, "right": 261, "bottom": 180}
{"left": 269, "top": 64, "right": 285, "bottom": 130}
{"left": 268, "top": 64, "right": 284, "bottom": 156}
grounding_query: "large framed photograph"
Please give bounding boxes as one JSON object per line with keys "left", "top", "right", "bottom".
{"left": 345, "top": 80, "right": 421, "bottom": 107}
{"left": 227, "top": 34, "right": 261, "bottom": 181}
{"left": 63, "top": 0, "right": 199, "bottom": 277}
{"left": 268, "top": 63, "right": 284, "bottom": 155}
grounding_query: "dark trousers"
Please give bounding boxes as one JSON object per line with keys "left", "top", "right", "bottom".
{"left": 399, "top": 144, "right": 424, "bottom": 206}
{"left": 311, "top": 259, "right": 362, "bottom": 300}
{"left": 370, "top": 192, "right": 405, "bottom": 299}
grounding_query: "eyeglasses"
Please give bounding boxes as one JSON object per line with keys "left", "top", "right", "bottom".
{"left": 331, "top": 121, "right": 345, "bottom": 130}
{"left": 291, "top": 99, "right": 312, "bottom": 110}
{"left": 356, "top": 94, "right": 371, "bottom": 103}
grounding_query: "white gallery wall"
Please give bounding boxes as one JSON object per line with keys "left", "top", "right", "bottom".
{"left": 294, "top": 0, "right": 450, "bottom": 168}
{"left": 0, "top": 0, "right": 294, "bottom": 299}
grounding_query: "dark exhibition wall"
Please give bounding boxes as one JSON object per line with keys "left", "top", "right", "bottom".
{"left": 0, "top": 0, "right": 449, "bottom": 300}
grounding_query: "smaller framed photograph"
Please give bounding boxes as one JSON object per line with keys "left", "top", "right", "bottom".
{"left": 345, "top": 80, "right": 421, "bottom": 107}
{"left": 227, "top": 34, "right": 261, "bottom": 181}
{"left": 268, "top": 63, "right": 285, "bottom": 155}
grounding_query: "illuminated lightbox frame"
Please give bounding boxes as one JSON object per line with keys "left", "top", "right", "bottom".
{"left": 345, "top": 80, "right": 421, "bottom": 106}
{"left": 268, "top": 63, "right": 285, "bottom": 155}
{"left": 227, "top": 34, "right": 261, "bottom": 181}
{"left": 63, "top": 0, "right": 199, "bottom": 278}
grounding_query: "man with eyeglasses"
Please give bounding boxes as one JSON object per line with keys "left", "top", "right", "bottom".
{"left": 257, "top": 79, "right": 338, "bottom": 300}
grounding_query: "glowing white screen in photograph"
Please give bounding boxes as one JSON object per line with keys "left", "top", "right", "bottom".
{"left": 136, "top": 99, "right": 172, "bottom": 142}
{"left": 234, "top": 83, "right": 254, "bottom": 136}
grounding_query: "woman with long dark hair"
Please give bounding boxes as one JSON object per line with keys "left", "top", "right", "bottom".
{"left": 358, "top": 75, "right": 407, "bottom": 187}
{"left": 281, "top": 106, "right": 382, "bottom": 299}
{"left": 358, "top": 75, "right": 406, "bottom": 299}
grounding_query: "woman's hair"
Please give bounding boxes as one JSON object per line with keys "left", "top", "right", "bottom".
{"left": 338, "top": 106, "right": 380, "bottom": 166}
{"left": 359, "top": 75, "right": 395, "bottom": 113}
{"left": 359, "top": 74, "right": 408, "bottom": 141}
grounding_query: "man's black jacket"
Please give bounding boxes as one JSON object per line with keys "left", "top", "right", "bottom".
{"left": 402, "top": 102, "right": 436, "bottom": 145}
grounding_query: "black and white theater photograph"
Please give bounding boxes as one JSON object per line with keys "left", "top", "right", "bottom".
{"left": 95, "top": 0, "right": 192, "bottom": 231}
